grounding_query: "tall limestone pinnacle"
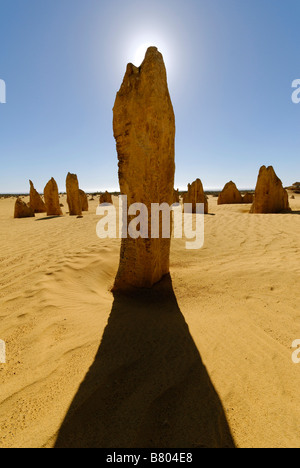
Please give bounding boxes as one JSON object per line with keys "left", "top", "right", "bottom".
{"left": 66, "top": 172, "right": 82, "bottom": 216}
{"left": 44, "top": 178, "right": 63, "bottom": 217}
{"left": 29, "top": 180, "right": 46, "bottom": 213}
{"left": 183, "top": 179, "right": 208, "bottom": 214}
{"left": 113, "top": 46, "right": 176, "bottom": 290}
{"left": 250, "top": 165, "right": 291, "bottom": 213}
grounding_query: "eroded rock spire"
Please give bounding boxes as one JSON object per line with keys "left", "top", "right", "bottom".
{"left": 113, "top": 47, "right": 176, "bottom": 290}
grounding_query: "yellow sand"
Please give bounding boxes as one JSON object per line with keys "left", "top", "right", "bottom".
{"left": 0, "top": 193, "right": 299, "bottom": 448}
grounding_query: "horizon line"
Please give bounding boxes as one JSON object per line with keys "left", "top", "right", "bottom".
{"left": 0, "top": 186, "right": 257, "bottom": 196}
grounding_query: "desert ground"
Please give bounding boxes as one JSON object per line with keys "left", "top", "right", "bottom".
{"left": 0, "top": 193, "right": 300, "bottom": 448}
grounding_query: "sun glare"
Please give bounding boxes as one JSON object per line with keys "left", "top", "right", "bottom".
{"left": 133, "top": 42, "right": 154, "bottom": 66}
{"left": 124, "top": 34, "right": 175, "bottom": 84}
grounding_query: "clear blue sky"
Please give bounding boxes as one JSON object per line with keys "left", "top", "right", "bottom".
{"left": 0, "top": 0, "right": 299, "bottom": 193}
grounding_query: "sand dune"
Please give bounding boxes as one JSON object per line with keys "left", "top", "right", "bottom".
{"left": 0, "top": 194, "right": 300, "bottom": 447}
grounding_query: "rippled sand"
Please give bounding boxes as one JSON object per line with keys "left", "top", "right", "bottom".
{"left": 0, "top": 193, "right": 299, "bottom": 448}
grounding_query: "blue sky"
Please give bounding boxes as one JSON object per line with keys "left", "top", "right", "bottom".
{"left": 0, "top": 0, "right": 299, "bottom": 193}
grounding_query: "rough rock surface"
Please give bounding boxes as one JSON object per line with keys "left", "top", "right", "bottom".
{"left": 99, "top": 191, "right": 113, "bottom": 204}
{"left": 250, "top": 166, "right": 291, "bottom": 213}
{"left": 66, "top": 173, "right": 82, "bottom": 216}
{"left": 113, "top": 46, "right": 175, "bottom": 290}
{"left": 29, "top": 180, "right": 46, "bottom": 213}
{"left": 242, "top": 192, "right": 254, "bottom": 204}
{"left": 14, "top": 198, "right": 35, "bottom": 218}
{"left": 79, "top": 189, "right": 89, "bottom": 212}
{"left": 182, "top": 179, "right": 208, "bottom": 213}
{"left": 218, "top": 181, "right": 243, "bottom": 205}
{"left": 44, "top": 178, "right": 63, "bottom": 216}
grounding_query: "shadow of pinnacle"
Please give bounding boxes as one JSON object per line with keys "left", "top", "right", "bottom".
{"left": 54, "top": 275, "right": 235, "bottom": 448}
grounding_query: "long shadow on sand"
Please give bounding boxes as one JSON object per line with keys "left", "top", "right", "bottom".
{"left": 55, "top": 275, "right": 235, "bottom": 448}
{"left": 35, "top": 216, "right": 63, "bottom": 221}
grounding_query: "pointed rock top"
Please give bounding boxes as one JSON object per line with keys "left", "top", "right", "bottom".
{"left": 117, "top": 46, "right": 169, "bottom": 100}
{"left": 250, "top": 165, "right": 291, "bottom": 213}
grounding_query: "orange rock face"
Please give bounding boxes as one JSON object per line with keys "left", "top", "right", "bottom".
{"left": 182, "top": 179, "right": 208, "bottom": 213}
{"left": 44, "top": 178, "right": 63, "bottom": 216}
{"left": 79, "top": 189, "right": 89, "bottom": 212}
{"left": 242, "top": 192, "right": 254, "bottom": 204}
{"left": 14, "top": 198, "right": 35, "bottom": 218}
{"left": 218, "top": 181, "right": 243, "bottom": 205}
{"left": 99, "top": 191, "right": 113, "bottom": 204}
{"left": 29, "top": 180, "right": 46, "bottom": 213}
{"left": 113, "top": 47, "right": 176, "bottom": 290}
{"left": 66, "top": 173, "right": 82, "bottom": 216}
{"left": 250, "top": 166, "right": 291, "bottom": 213}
